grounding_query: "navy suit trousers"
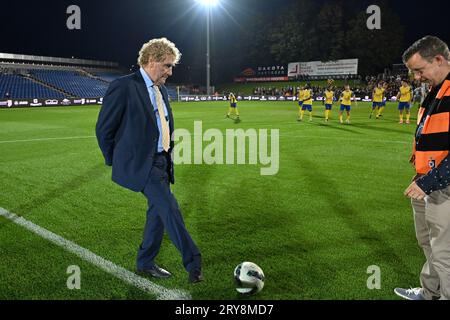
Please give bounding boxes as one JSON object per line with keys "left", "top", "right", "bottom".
{"left": 136, "top": 153, "right": 201, "bottom": 272}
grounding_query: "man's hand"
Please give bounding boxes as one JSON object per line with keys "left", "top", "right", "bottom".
{"left": 404, "top": 181, "right": 426, "bottom": 200}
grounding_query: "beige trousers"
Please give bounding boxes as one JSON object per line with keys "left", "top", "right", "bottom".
{"left": 412, "top": 185, "right": 450, "bottom": 300}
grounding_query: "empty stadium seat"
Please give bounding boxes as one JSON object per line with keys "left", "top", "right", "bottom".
{"left": 30, "top": 70, "right": 109, "bottom": 98}
{"left": 0, "top": 73, "right": 65, "bottom": 99}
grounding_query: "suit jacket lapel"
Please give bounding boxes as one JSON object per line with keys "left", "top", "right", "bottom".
{"left": 134, "top": 71, "right": 158, "bottom": 126}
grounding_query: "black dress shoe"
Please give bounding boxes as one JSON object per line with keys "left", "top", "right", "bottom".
{"left": 137, "top": 265, "right": 172, "bottom": 279}
{"left": 188, "top": 269, "right": 204, "bottom": 283}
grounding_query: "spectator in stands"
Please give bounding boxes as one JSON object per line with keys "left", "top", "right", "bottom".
{"left": 96, "top": 37, "right": 203, "bottom": 284}
{"left": 5, "top": 92, "right": 10, "bottom": 99}
{"left": 413, "top": 86, "right": 423, "bottom": 108}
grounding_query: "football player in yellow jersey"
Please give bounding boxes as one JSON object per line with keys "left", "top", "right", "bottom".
{"left": 338, "top": 85, "right": 356, "bottom": 124}
{"left": 226, "top": 92, "right": 240, "bottom": 122}
{"left": 296, "top": 85, "right": 304, "bottom": 121}
{"left": 379, "top": 82, "right": 389, "bottom": 117}
{"left": 370, "top": 82, "right": 386, "bottom": 119}
{"left": 299, "top": 84, "right": 313, "bottom": 121}
{"left": 396, "top": 79, "right": 412, "bottom": 124}
{"left": 323, "top": 86, "right": 334, "bottom": 122}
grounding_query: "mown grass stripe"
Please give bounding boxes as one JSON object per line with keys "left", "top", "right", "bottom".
{"left": 0, "top": 207, "right": 191, "bottom": 300}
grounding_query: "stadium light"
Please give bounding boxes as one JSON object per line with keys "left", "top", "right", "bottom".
{"left": 197, "top": 0, "right": 219, "bottom": 6}
{"left": 196, "top": 0, "right": 220, "bottom": 95}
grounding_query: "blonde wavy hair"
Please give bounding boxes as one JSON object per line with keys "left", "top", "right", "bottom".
{"left": 137, "top": 37, "right": 181, "bottom": 66}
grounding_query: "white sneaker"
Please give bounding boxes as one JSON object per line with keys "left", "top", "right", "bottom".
{"left": 394, "top": 287, "right": 425, "bottom": 300}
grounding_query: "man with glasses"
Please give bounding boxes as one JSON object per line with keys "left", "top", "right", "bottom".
{"left": 395, "top": 35, "right": 450, "bottom": 300}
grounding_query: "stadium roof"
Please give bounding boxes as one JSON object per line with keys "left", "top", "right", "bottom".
{"left": 0, "top": 52, "right": 118, "bottom": 68}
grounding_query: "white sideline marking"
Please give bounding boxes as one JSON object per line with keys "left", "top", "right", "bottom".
{"left": 0, "top": 207, "right": 191, "bottom": 300}
{"left": 0, "top": 136, "right": 96, "bottom": 144}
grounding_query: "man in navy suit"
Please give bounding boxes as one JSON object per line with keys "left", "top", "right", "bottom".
{"left": 96, "top": 38, "right": 203, "bottom": 283}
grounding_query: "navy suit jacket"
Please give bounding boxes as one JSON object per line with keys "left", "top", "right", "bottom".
{"left": 96, "top": 71, "right": 175, "bottom": 192}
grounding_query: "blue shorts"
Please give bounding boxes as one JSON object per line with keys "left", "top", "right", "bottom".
{"left": 298, "top": 101, "right": 303, "bottom": 107}
{"left": 230, "top": 103, "right": 237, "bottom": 108}
{"left": 372, "top": 102, "right": 383, "bottom": 108}
{"left": 398, "top": 102, "right": 410, "bottom": 110}
{"left": 325, "top": 104, "right": 332, "bottom": 110}
{"left": 340, "top": 104, "right": 351, "bottom": 112}
{"left": 302, "top": 104, "right": 312, "bottom": 111}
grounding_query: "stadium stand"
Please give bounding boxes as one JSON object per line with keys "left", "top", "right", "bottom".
{"left": 0, "top": 52, "right": 128, "bottom": 100}
{"left": 0, "top": 73, "right": 65, "bottom": 99}
{"left": 91, "top": 71, "right": 124, "bottom": 82}
{"left": 29, "top": 70, "right": 109, "bottom": 98}
{"left": 0, "top": 53, "right": 194, "bottom": 103}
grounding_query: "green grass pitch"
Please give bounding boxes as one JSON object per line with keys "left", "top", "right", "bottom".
{"left": 0, "top": 101, "right": 423, "bottom": 299}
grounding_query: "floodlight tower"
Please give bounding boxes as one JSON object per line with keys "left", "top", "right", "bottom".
{"left": 197, "top": 0, "right": 219, "bottom": 95}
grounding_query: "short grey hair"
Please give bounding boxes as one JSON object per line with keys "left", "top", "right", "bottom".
{"left": 138, "top": 37, "right": 181, "bottom": 66}
{"left": 402, "top": 35, "right": 450, "bottom": 64}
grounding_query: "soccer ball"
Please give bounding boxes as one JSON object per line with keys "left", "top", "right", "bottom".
{"left": 234, "top": 262, "right": 265, "bottom": 295}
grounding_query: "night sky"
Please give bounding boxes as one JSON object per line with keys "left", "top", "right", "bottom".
{"left": 1, "top": 0, "right": 450, "bottom": 84}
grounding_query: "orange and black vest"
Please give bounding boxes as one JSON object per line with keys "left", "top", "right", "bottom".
{"left": 413, "top": 74, "right": 450, "bottom": 175}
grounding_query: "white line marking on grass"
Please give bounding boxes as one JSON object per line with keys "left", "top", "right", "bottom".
{"left": 0, "top": 130, "right": 410, "bottom": 146}
{"left": 0, "top": 207, "right": 191, "bottom": 300}
{"left": 0, "top": 136, "right": 96, "bottom": 144}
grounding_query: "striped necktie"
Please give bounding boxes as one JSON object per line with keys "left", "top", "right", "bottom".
{"left": 152, "top": 86, "right": 170, "bottom": 152}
